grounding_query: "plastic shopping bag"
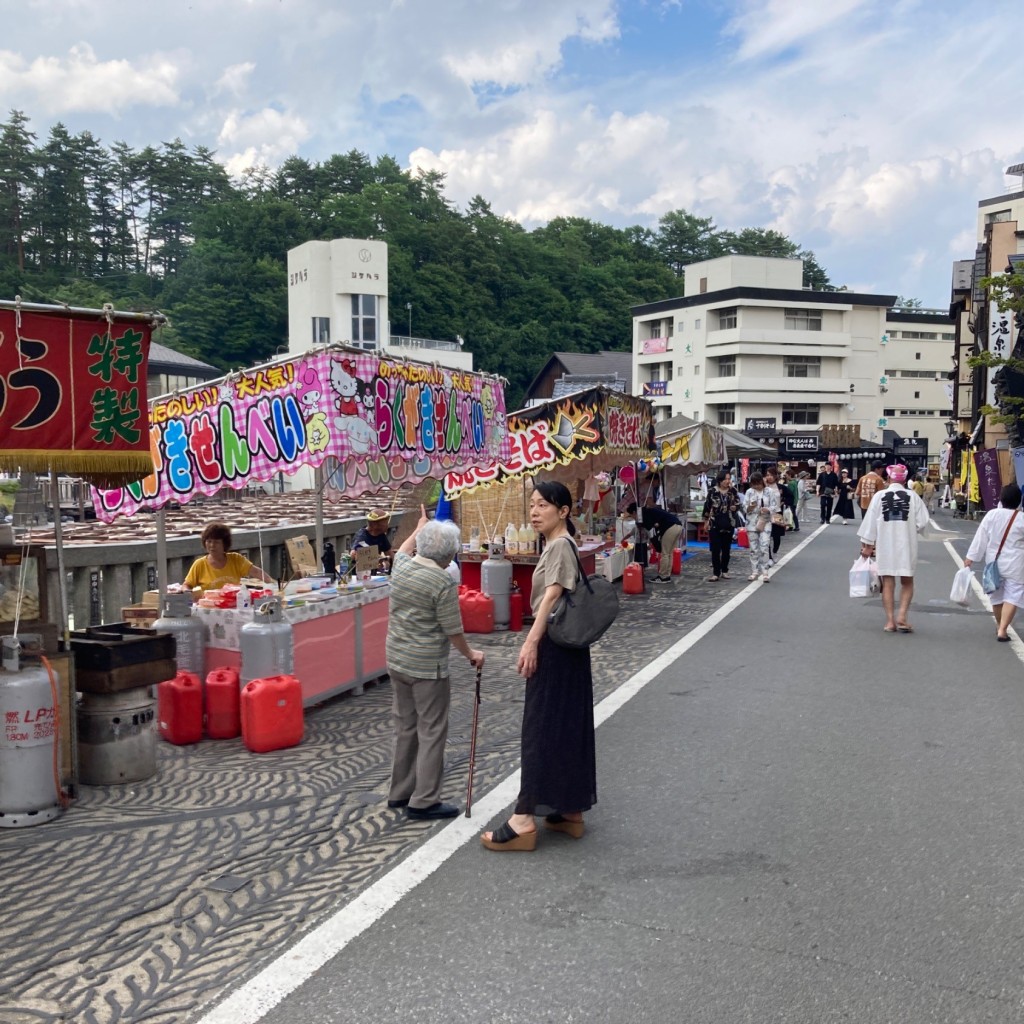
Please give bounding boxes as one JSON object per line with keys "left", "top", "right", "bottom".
{"left": 949, "top": 566, "right": 973, "bottom": 606}
{"left": 849, "top": 555, "right": 875, "bottom": 598}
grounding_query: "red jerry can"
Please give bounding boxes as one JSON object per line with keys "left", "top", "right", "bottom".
{"left": 158, "top": 671, "right": 203, "bottom": 745}
{"left": 205, "top": 667, "right": 241, "bottom": 739}
{"left": 241, "top": 674, "right": 304, "bottom": 753}
{"left": 459, "top": 589, "right": 495, "bottom": 633}
{"left": 508, "top": 589, "right": 524, "bottom": 633}
{"left": 623, "top": 562, "right": 645, "bottom": 595}
{"left": 671, "top": 548, "right": 682, "bottom": 575}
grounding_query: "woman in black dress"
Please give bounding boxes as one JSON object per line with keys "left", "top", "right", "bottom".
{"left": 481, "top": 479, "right": 596, "bottom": 851}
{"left": 834, "top": 469, "right": 856, "bottom": 522}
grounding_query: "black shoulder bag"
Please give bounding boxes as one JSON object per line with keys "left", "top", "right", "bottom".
{"left": 546, "top": 540, "right": 620, "bottom": 649}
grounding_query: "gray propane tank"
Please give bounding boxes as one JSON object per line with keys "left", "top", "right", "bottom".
{"left": 240, "top": 597, "right": 294, "bottom": 685}
{"left": 0, "top": 658, "right": 62, "bottom": 828}
{"left": 153, "top": 592, "right": 208, "bottom": 677}
{"left": 480, "top": 542, "right": 512, "bottom": 630}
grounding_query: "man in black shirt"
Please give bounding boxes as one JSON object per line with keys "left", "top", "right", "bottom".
{"left": 626, "top": 500, "right": 682, "bottom": 583}
{"left": 816, "top": 466, "right": 840, "bottom": 524}
{"left": 350, "top": 508, "right": 393, "bottom": 567}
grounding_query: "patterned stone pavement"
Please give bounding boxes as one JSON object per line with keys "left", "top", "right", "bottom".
{"left": 0, "top": 543, "right": 740, "bottom": 1024}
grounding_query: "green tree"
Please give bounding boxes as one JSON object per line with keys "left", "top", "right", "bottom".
{"left": 655, "top": 209, "right": 723, "bottom": 275}
{"left": 0, "top": 110, "right": 36, "bottom": 274}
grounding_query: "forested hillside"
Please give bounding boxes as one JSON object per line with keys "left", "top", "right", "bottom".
{"left": 0, "top": 111, "right": 834, "bottom": 406}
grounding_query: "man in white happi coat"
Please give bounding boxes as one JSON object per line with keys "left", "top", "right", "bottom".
{"left": 857, "top": 463, "right": 930, "bottom": 633}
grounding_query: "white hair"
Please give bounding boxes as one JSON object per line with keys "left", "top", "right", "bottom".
{"left": 415, "top": 519, "right": 461, "bottom": 565}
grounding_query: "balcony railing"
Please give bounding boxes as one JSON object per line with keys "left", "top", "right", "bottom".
{"left": 387, "top": 335, "right": 460, "bottom": 352}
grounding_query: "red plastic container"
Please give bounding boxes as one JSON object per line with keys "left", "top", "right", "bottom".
{"left": 623, "top": 563, "right": 645, "bottom": 595}
{"left": 241, "top": 674, "right": 304, "bottom": 753}
{"left": 671, "top": 548, "right": 682, "bottom": 575}
{"left": 508, "top": 590, "right": 524, "bottom": 633}
{"left": 736, "top": 528, "right": 749, "bottom": 549}
{"left": 459, "top": 589, "right": 495, "bottom": 633}
{"left": 158, "top": 671, "right": 203, "bottom": 745}
{"left": 205, "top": 667, "right": 241, "bottom": 739}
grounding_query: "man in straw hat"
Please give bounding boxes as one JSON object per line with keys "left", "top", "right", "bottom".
{"left": 856, "top": 463, "right": 930, "bottom": 634}
{"left": 350, "top": 508, "right": 393, "bottom": 566}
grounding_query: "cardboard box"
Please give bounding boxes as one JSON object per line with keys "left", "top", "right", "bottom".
{"left": 285, "top": 535, "right": 319, "bottom": 577}
{"left": 121, "top": 605, "right": 160, "bottom": 626}
{"left": 142, "top": 591, "right": 161, "bottom": 608}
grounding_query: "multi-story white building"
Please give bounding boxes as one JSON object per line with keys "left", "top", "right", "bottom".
{"left": 631, "top": 255, "right": 953, "bottom": 462}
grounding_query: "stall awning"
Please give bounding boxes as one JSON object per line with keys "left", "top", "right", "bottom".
{"left": 0, "top": 300, "right": 166, "bottom": 487}
{"left": 655, "top": 418, "right": 728, "bottom": 472}
{"left": 92, "top": 344, "right": 510, "bottom": 522}
{"left": 443, "top": 386, "right": 654, "bottom": 498}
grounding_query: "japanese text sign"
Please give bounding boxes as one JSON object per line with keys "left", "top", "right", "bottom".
{"left": 0, "top": 308, "right": 153, "bottom": 484}
{"left": 93, "top": 349, "right": 508, "bottom": 521}
{"left": 443, "top": 387, "right": 653, "bottom": 498}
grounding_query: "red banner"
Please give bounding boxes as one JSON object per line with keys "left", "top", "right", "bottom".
{"left": 0, "top": 307, "right": 154, "bottom": 485}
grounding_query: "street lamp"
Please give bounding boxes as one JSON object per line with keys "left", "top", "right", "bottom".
{"left": 945, "top": 417, "right": 957, "bottom": 438}
{"left": 405, "top": 302, "right": 412, "bottom": 339}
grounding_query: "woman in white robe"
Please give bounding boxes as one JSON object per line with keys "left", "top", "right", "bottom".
{"left": 964, "top": 482, "right": 1024, "bottom": 642}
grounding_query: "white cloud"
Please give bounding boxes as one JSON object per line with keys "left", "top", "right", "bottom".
{"left": 0, "top": 43, "right": 180, "bottom": 114}
{"left": 218, "top": 107, "right": 311, "bottom": 175}
{"left": 214, "top": 62, "right": 256, "bottom": 98}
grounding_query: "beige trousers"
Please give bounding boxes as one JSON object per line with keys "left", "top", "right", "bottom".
{"left": 658, "top": 523, "right": 682, "bottom": 576}
{"left": 388, "top": 668, "right": 452, "bottom": 809}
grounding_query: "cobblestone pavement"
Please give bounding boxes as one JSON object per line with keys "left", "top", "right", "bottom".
{"left": 0, "top": 543, "right": 750, "bottom": 1024}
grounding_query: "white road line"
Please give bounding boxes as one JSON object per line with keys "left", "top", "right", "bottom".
{"left": 195, "top": 526, "right": 825, "bottom": 1024}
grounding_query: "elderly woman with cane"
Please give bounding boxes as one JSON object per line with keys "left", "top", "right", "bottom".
{"left": 386, "top": 506, "right": 485, "bottom": 820}
{"left": 482, "top": 479, "right": 596, "bottom": 851}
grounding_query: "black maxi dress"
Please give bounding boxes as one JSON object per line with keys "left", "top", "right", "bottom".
{"left": 514, "top": 537, "right": 597, "bottom": 816}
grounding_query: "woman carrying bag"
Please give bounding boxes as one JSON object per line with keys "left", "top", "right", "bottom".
{"left": 481, "top": 479, "right": 596, "bottom": 852}
{"left": 743, "top": 471, "right": 779, "bottom": 582}
{"left": 964, "top": 483, "right": 1024, "bottom": 642}
{"left": 703, "top": 470, "right": 741, "bottom": 581}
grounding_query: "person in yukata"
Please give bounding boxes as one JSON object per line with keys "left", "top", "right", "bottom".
{"left": 856, "top": 463, "right": 930, "bottom": 634}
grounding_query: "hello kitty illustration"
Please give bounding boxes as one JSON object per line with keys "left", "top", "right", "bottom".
{"left": 330, "top": 356, "right": 375, "bottom": 453}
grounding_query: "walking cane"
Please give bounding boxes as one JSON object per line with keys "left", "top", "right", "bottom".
{"left": 464, "top": 664, "right": 482, "bottom": 817}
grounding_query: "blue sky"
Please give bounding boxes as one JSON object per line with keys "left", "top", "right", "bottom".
{"left": 3, "top": 0, "right": 1024, "bottom": 306}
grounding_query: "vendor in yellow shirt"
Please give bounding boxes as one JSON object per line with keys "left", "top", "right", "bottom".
{"left": 183, "top": 522, "right": 274, "bottom": 594}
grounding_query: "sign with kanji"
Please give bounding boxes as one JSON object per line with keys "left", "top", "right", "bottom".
{"left": 0, "top": 307, "right": 153, "bottom": 484}
{"left": 93, "top": 347, "right": 509, "bottom": 521}
{"left": 443, "top": 387, "right": 653, "bottom": 498}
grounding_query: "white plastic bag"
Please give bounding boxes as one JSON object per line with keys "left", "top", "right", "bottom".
{"left": 849, "top": 555, "right": 874, "bottom": 598}
{"left": 950, "top": 566, "right": 973, "bottom": 606}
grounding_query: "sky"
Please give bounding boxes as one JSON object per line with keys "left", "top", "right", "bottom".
{"left": 3, "top": 0, "right": 1024, "bottom": 307}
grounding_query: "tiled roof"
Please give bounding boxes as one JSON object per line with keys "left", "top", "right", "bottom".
{"left": 149, "top": 341, "right": 220, "bottom": 376}
{"left": 551, "top": 372, "right": 626, "bottom": 398}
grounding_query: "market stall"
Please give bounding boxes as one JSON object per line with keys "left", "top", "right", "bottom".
{"left": 0, "top": 299, "right": 163, "bottom": 806}
{"left": 91, "top": 343, "right": 510, "bottom": 705}
{"left": 443, "top": 386, "right": 654, "bottom": 602}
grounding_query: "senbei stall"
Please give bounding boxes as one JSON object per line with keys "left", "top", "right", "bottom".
{"left": 444, "top": 387, "right": 654, "bottom": 607}
{"left": 0, "top": 298, "right": 164, "bottom": 815}
{"left": 92, "top": 343, "right": 509, "bottom": 705}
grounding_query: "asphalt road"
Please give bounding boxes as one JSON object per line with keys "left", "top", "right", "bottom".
{"left": 211, "top": 513, "right": 1024, "bottom": 1024}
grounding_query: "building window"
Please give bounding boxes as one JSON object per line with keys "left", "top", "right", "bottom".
{"left": 888, "top": 331, "right": 899, "bottom": 338}
{"left": 942, "top": 333, "right": 954, "bottom": 340}
{"left": 649, "top": 321, "right": 662, "bottom": 338}
{"left": 668, "top": 322, "right": 675, "bottom": 337}
{"left": 884, "top": 408, "right": 896, "bottom": 416}
{"left": 716, "top": 307, "right": 737, "bottom": 330}
{"left": 915, "top": 352, "right": 921, "bottom": 360}
{"left": 311, "top": 317, "right": 330, "bottom": 344}
{"left": 784, "top": 308, "right": 822, "bottom": 331}
{"left": 351, "top": 294, "right": 377, "bottom": 346}
{"left": 717, "top": 357, "right": 735, "bottom": 377}
{"left": 781, "top": 403, "right": 819, "bottom": 425}
{"left": 914, "top": 391, "right": 920, "bottom": 399}
{"left": 700, "top": 277, "right": 708, "bottom": 293}
{"left": 783, "top": 355, "right": 821, "bottom": 378}
{"left": 694, "top": 318, "right": 701, "bottom": 330}
{"left": 986, "top": 209, "right": 1012, "bottom": 224}
{"left": 716, "top": 404, "right": 735, "bottom": 426}
{"left": 694, "top": 364, "right": 700, "bottom": 375}
{"left": 901, "top": 331, "right": 938, "bottom": 340}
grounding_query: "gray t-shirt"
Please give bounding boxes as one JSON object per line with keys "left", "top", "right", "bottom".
{"left": 531, "top": 536, "right": 580, "bottom": 616}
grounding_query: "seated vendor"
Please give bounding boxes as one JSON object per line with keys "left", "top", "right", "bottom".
{"left": 183, "top": 522, "right": 274, "bottom": 594}
{"left": 350, "top": 508, "right": 393, "bottom": 565}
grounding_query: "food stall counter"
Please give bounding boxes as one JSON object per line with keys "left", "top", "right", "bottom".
{"left": 197, "top": 582, "right": 390, "bottom": 707}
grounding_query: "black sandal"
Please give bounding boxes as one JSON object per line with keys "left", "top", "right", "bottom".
{"left": 481, "top": 820, "right": 537, "bottom": 852}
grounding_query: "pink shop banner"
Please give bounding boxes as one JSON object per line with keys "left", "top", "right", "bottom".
{"left": 92, "top": 348, "right": 508, "bottom": 522}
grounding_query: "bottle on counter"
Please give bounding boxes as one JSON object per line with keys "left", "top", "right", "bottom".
{"left": 518, "top": 523, "right": 529, "bottom": 553}
{"left": 469, "top": 526, "right": 481, "bottom": 552}
{"left": 505, "top": 522, "right": 518, "bottom": 555}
